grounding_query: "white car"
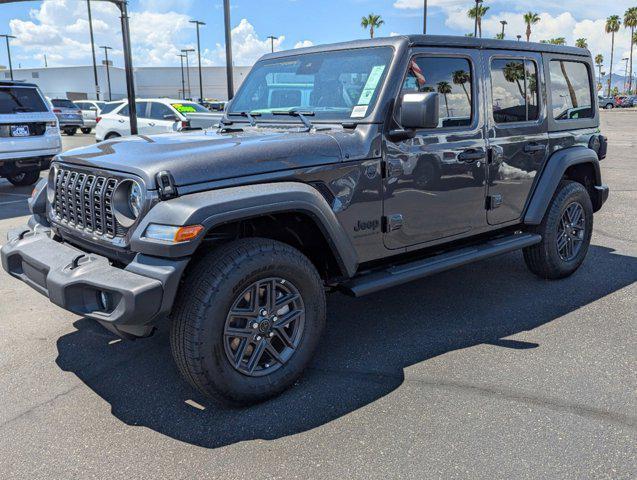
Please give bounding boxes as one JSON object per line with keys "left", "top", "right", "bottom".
{"left": 0, "top": 81, "right": 62, "bottom": 186}
{"left": 74, "top": 100, "right": 106, "bottom": 134}
{"left": 95, "top": 98, "right": 222, "bottom": 141}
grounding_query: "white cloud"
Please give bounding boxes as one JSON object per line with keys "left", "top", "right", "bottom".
{"left": 294, "top": 40, "right": 314, "bottom": 49}
{"left": 212, "top": 19, "right": 285, "bottom": 65}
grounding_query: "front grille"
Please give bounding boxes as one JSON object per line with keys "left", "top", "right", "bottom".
{"left": 52, "top": 167, "right": 122, "bottom": 238}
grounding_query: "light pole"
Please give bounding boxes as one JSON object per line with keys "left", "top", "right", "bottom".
{"left": 189, "top": 20, "right": 206, "bottom": 102}
{"left": 86, "top": 0, "right": 100, "bottom": 100}
{"left": 100, "top": 46, "right": 113, "bottom": 101}
{"left": 181, "top": 48, "right": 195, "bottom": 99}
{"left": 267, "top": 35, "right": 278, "bottom": 53}
{"left": 0, "top": 34, "right": 16, "bottom": 80}
{"left": 423, "top": 0, "right": 428, "bottom": 34}
{"left": 500, "top": 20, "right": 507, "bottom": 38}
{"left": 623, "top": 57, "right": 630, "bottom": 92}
{"left": 473, "top": 0, "right": 483, "bottom": 38}
{"left": 177, "top": 54, "right": 186, "bottom": 99}
{"left": 224, "top": 0, "right": 234, "bottom": 100}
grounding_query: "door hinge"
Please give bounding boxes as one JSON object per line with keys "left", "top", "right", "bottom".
{"left": 380, "top": 161, "right": 387, "bottom": 178}
{"left": 486, "top": 194, "right": 503, "bottom": 210}
{"left": 382, "top": 214, "right": 404, "bottom": 233}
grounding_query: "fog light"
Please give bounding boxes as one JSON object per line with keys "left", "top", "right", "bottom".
{"left": 98, "top": 291, "right": 112, "bottom": 312}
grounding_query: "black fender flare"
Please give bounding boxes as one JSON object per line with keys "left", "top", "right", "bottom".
{"left": 131, "top": 182, "right": 359, "bottom": 277}
{"left": 524, "top": 146, "right": 602, "bottom": 225}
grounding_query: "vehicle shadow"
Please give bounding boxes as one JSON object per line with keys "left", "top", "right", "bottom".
{"left": 55, "top": 245, "right": 637, "bottom": 449}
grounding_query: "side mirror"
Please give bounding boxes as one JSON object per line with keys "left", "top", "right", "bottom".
{"left": 400, "top": 92, "right": 440, "bottom": 129}
{"left": 163, "top": 114, "right": 179, "bottom": 122}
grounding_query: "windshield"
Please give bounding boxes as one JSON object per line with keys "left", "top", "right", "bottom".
{"left": 0, "top": 87, "right": 48, "bottom": 114}
{"left": 171, "top": 102, "right": 210, "bottom": 114}
{"left": 229, "top": 47, "right": 393, "bottom": 122}
{"left": 52, "top": 99, "right": 78, "bottom": 109}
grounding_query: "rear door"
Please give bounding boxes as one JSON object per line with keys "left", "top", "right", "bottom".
{"left": 147, "top": 102, "right": 180, "bottom": 133}
{"left": 383, "top": 48, "right": 488, "bottom": 249}
{"left": 483, "top": 51, "right": 549, "bottom": 225}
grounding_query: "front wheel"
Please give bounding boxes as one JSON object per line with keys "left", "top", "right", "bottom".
{"left": 7, "top": 170, "right": 40, "bottom": 186}
{"left": 523, "top": 181, "right": 593, "bottom": 279}
{"left": 170, "top": 238, "right": 326, "bottom": 405}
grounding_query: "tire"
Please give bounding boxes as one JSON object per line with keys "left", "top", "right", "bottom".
{"left": 605, "top": 104, "right": 614, "bottom": 109}
{"left": 170, "top": 238, "right": 326, "bottom": 405}
{"left": 81, "top": 128, "right": 92, "bottom": 134}
{"left": 523, "top": 181, "right": 593, "bottom": 279}
{"left": 7, "top": 170, "right": 40, "bottom": 186}
{"left": 105, "top": 132, "right": 121, "bottom": 140}
{"left": 64, "top": 127, "right": 77, "bottom": 136}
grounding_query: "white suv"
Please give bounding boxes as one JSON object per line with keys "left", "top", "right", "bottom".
{"left": 95, "top": 98, "right": 222, "bottom": 141}
{"left": 75, "top": 100, "right": 106, "bottom": 134}
{"left": 0, "top": 81, "right": 61, "bottom": 186}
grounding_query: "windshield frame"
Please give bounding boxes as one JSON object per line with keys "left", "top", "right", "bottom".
{"left": 225, "top": 45, "right": 397, "bottom": 126}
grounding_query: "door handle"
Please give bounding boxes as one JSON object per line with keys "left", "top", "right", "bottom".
{"left": 148, "top": 122, "right": 156, "bottom": 126}
{"left": 118, "top": 119, "right": 125, "bottom": 123}
{"left": 524, "top": 142, "right": 546, "bottom": 154}
{"left": 458, "top": 149, "right": 486, "bottom": 163}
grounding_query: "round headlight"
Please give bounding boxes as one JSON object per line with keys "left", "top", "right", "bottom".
{"left": 129, "top": 181, "right": 143, "bottom": 218}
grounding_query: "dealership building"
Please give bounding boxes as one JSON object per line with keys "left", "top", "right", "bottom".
{"left": 1, "top": 64, "right": 252, "bottom": 101}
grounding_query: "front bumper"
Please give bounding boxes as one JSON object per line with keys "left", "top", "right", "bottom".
{"left": 1, "top": 223, "right": 188, "bottom": 337}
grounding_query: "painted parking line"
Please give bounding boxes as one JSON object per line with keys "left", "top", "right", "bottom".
{"left": 0, "top": 192, "right": 30, "bottom": 198}
{"left": 0, "top": 199, "right": 27, "bottom": 206}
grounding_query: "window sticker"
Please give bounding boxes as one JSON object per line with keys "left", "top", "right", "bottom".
{"left": 350, "top": 105, "right": 368, "bottom": 118}
{"left": 171, "top": 103, "right": 197, "bottom": 113}
{"left": 357, "top": 65, "right": 386, "bottom": 106}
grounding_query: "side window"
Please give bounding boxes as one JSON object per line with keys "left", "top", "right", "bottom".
{"left": 401, "top": 56, "right": 473, "bottom": 128}
{"left": 549, "top": 60, "right": 593, "bottom": 120}
{"left": 149, "top": 102, "right": 175, "bottom": 120}
{"left": 75, "top": 102, "right": 86, "bottom": 110}
{"left": 491, "top": 58, "right": 539, "bottom": 123}
{"left": 118, "top": 102, "right": 148, "bottom": 118}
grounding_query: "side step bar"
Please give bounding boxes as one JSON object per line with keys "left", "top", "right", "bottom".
{"left": 341, "top": 233, "right": 541, "bottom": 297}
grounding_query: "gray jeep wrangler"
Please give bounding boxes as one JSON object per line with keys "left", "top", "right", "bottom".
{"left": 1, "top": 36, "right": 609, "bottom": 405}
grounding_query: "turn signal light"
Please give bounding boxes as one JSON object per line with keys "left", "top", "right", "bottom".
{"left": 144, "top": 224, "right": 204, "bottom": 243}
{"left": 174, "top": 225, "right": 204, "bottom": 242}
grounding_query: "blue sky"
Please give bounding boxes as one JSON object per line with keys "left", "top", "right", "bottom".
{"left": 0, "top": 0, "right": 636, "bottom": 71}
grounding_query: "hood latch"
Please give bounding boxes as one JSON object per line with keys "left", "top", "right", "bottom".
{"left": 156, "top": 170, "right": 178, "bottom": 200}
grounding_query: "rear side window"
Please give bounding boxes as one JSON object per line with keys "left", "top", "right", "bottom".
{"left": 118, "top": 102, "right": 148, "bottom": 118}
{"left": 549, "top": 60, "right": 593, "bottom": 120}
{"left": 491, "top": 58, "right": 539, "bottom": 123}
{"left": 401, "top": 56, "right": 473, "bottom": 128}
{"left": 0, "top": 87, "right": 48, "bottom": 114}
{"left": 100, "top": 102, "right": 124, "bottom": 115}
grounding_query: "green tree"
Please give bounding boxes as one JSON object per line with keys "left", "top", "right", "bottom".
{"left": 575, "top": 38, "right": 588, "bottom": 49}
{"left": 361, "top": 14, "right": 384, "bottom": 39}
{"left": 437, "top": 81, "right": 452, "bottom": 117}
{"left": 624, "top": 8, "right": 637, "bottom": 92}
{"left": 452, "top": 70, "right": 471, "bottom": 104}
{"left": 523, "top": 12, "right": 541, "bottom": 42}
{"left": 495, "top": 33, "right": 505, "bottom": 40}
{"left": 542, "top": 37, "right": 566, "bottom": 45}
{"left": 468, "top": 4, "right": 490, "bottom": 38}
{"left": 595, "top": 54, "right": 604, "bottom": 90}
{"left": 503, "top": 61, "right": 526, "bottom": 97}
{"left": 606, "top": 15, "right": 622, "bottom": 96}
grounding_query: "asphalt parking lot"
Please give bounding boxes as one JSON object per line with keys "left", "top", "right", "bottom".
{"left": 0, "top": 120, "right": 635, "bottom": 479}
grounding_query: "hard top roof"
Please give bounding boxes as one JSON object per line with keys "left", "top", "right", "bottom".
{"left": 262, "top": 35, "right": 589, "bottom": 60}
{"left": 0, "top": 80, "right": 39, "bottom": 88}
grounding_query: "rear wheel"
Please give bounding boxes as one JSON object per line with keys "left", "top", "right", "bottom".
{"left": 104, "top": 132, "right": 121, "bottom": 140}
{"left": 171, "top": 238, "right": 326, "bottom": 405}
{"left": 523, "top": 181, "right": 593, "bottom": 279}
{"left": 81, "top": 127, "right": 92, "bottom": 134}
{"left": 7, "top": 170, "right": 40, "bottom": 186}
{"left": 63, "top": 127, "right": 77, "bottom": 136}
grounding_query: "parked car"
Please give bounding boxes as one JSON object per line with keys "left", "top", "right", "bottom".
{"left": 0, "top": 81, "right": 61, "bottom": 186}
{"left": 619, "top": 95, "right": 637, "bottom": 108}
{"left": 50, "top": 98, "right": 84, "bottom": 135}
{"left": 597, "top": 95, "right": 615, "bottom": 109}
{"left": 74, "top": 100, "right": 106, "bottom": 134}
{"left": 614, "top": 95, "right": 627, "bottom": 108}
{"left": 94, "top": 98, "right": 223, "bottom": 141}
{"left": 2, "top": 36, "right": 609, "bottom": 406}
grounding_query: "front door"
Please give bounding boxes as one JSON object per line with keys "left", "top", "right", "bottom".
{"left": 483, "top": 51, "right": 549, "bottom": 225}
{"left": 383, "top": 49, "right": 488, "bottom": 250}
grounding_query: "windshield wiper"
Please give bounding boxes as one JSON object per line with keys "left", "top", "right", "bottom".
{"left": 271, "top": 109, "right": 315, "bottom": 131}
{"left": 227, "top": 111, "right": 261, "bottom": 126}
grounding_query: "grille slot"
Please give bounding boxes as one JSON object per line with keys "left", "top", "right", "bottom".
{"left": 52, "top": 167, "right": 123, "bottom": 238}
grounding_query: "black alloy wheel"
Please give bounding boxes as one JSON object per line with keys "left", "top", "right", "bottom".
{"left": 556, "top": 202, "right": 586, "bottom": 261}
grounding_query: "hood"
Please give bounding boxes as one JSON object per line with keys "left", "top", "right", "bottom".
{"left": 57, "top": 128, "right": 343, "bottom": 189}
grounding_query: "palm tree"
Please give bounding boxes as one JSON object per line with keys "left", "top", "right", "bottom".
{"left": 523, "top": 12, "right": 540, "bottom": 42}
{"left": 503, "top": 61, "right": 526, "bottom": 98}
{"left": 595, "top": 54, "right": 604, "bottom": 90}
{"left": 495, "top": 33, "right": 505, "bottom": 40}
{"left": 437, "top": 81, "right": 452, "bottom": 117}
{"left": 606, "top": 15, "right": 621, "bottom": 96}
{"left": 452, "top": 70, "right": 471, "bottom": 104}
{"left": 467, "top": 4, "right": 490, "bottom": 38}
{"left": 361, "top": 14, "right": 384, "bottom": 39}
{"left": 542, "top": 37, "right": 566, "bottom": 45}
{"left": 624, "top": 8, "right": 637, "bottom": 92}
{"left": 575, "top": 38, "right": 588, "bottom": 49}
